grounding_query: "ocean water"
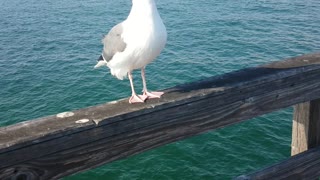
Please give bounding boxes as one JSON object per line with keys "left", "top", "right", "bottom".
{"left": 1, "top": 0, "right": 320, "bottom": 179}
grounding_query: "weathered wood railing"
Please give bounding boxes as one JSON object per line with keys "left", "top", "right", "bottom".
{"left": 1, "top": 53, "right": 320, "bottom": 180}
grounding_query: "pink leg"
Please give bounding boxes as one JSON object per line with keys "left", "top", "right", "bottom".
{"left": 141, "top": 67, "right": 164, "bottom": 99}
{"left": 128, "top": 72, "right": 146, "bottom": 104}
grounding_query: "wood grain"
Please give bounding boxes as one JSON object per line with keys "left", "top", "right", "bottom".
{"left": 1, "top": 53, "right": 320, "bottom": 179}
{"left": 235, "top": 147, "right": 320, "bottom": 180}
{"left": 291, "top": 99, "right": 320, "bottom": 155}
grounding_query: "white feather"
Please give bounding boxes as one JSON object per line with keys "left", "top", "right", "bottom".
{"left": 105, "top": 0, "right": 167, "bottom": 80}
{"left": 94, "top": 60, "right": 107, "bottom": 69}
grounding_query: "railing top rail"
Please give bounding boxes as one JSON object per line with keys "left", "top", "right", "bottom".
{"left": 1, "top": 53, "right": 320, "bottom": 179}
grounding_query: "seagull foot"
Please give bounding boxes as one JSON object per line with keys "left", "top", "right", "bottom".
{"left": 129, "top": 94, "right": 146, "bottom": 104}
{"left": 143, "top": 91, "right": 164, "bottom": 99}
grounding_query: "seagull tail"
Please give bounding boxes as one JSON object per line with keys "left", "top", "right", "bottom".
{"left": 94, "top": 55, "right": 107, "bottom": 69}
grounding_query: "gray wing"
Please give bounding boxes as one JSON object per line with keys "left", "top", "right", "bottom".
{"left": 102, "top": 23, "right": 127, "bottom": 62}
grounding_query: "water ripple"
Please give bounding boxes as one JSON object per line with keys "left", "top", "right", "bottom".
{"left": 0, "top": 0, "right": 319, "bottom": 179}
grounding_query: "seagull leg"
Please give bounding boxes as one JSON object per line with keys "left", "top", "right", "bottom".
{"left": 128, "top": 72, "right": 146, "bottom": 104}
{"left": 141, "top": 67, "right": 164, "bottom": 99}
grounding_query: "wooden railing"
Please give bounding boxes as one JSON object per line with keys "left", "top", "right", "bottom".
{"left": 1, "top": 53, "right": 320, "bottom": 180}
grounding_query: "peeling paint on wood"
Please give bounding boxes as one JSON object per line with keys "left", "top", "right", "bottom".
{"left": 75, "top": 119, "right": 90, "bottom": 124}
{"left": 56, "top": 112, "right": 74, "bottom": 118}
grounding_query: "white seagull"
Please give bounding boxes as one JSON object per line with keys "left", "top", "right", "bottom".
{"left": 95, "top": 0, "right": 167, "bottom": 104}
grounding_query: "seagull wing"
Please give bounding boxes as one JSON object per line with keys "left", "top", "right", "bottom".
{"left": 102, "top": 23, "right": 127, "bottom": 62}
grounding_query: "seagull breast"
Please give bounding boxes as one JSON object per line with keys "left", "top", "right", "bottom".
{"left": 102, "top": 0, "right": 167, "bottom": 80}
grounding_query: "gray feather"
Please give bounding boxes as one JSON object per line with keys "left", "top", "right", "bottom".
{"left": 102, "top": 23, "right": 127, "bottom": 62}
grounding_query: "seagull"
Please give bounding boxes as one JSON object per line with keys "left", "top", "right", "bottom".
{"left": 95, "top": 0, "right": 167, "bottom": 104}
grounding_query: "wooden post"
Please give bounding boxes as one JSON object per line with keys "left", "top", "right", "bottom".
{"left": 291, "top": 99, "right": 320, "bottom": 156}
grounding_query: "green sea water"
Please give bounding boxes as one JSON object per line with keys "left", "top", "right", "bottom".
{"left": 1, "top": 0, "right": 320, "bottom": 179}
